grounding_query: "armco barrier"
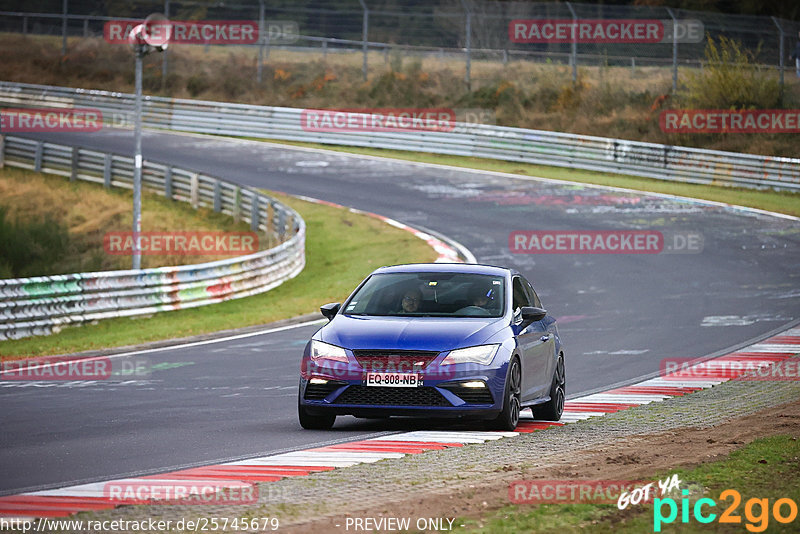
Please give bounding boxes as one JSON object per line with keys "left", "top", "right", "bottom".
{"left": 0, "top": 81, "right": 798, "bottom": 191}
{"left": 0, "top": 135, "right": 305, "bottom": 341}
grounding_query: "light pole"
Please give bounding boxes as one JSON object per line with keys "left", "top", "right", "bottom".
{"left": 127, "top": 15, "right": 169, "bottom": 269}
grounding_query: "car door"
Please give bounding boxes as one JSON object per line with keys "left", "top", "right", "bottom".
{"left": 524, "top": 278, "right": 558, "bottom": 390}
{"left": 511, "top": 276, "right": 551, "bottom": 401}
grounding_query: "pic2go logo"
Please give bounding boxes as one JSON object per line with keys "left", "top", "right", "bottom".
{"left": 654, "top": 489, "right": 798, "bottom": 532}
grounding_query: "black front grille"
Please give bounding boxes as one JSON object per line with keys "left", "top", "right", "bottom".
{"left": 304, "top": 380, "right": 346, "bottom": 401}
{"left": 352, "top": 350, "right": 440, "bottom": 372}
{"left": 440, "top": 384, "right": 495, "bottom": 405}
{"left": 334, "top": 385, "right": 451, "bottom": 406}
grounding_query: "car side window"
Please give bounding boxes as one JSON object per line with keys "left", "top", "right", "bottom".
{"left": 522, "top": 278, "right": 542, "bottom": 308}
{"left": 512, "top": 276, "right": 531, "bottom": 312}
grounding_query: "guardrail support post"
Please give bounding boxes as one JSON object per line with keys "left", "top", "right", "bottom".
{"left": 103, "top": 153, "right": 112, "bottom": 188}
{"left": 70, "top": 146, "right": 79, "bottom": 182}
{"left": 82, "top": 18, "right": 88, "bottom": 38}
{"left": 0, "top": 135, "right": 5, "bottom": 169}
{"left": 278, "top": 205, "right": 287, "bottom": 239}
{"left": 250, "top": 195, "right": 260, "bottom": 232}
{"left": 565, "top": 2, "right": 578, "bottom": 83}
{"left": 164, "top": 166, "right": 173, "bottom": 199}
{"left": 190, "top": 173, "right": 199, "bottom": 208}
{"left": 23, "top": 16, "right": 28, "bottom": 35}
{"left": 34, "top": 141, "right": 43, "bottom": 172}
{"left": 213, "top": 181, "right": 221, "bottom": 212}
{"left": 233, "top": 187, "right": 241, "bottom": 222}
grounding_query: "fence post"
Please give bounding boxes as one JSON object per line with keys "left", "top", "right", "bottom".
{"left": 162, "top": 0, "right": 170, "bottom": 89}
{"left": 257, "top": 0, "right": 265, "bottom": 83}
{"left": 103, "top": 153, "right": 112, "bottom": 188}
{"left": 772, "top": 17, "right": 785, "bottom": 94}
{"left": 666, "top": 8, "right": 678, "bottom": 92}
{"left": 70, "top": 146, "right": 79, "bottom": 182}
{"left": 565, "top": 2, "right": 577, "bottom": 83}
{"left": 358, "top": 0, "right": 369, "bottom": 82}
{"left": 61, "top": 0, "right": 68, "bottom": 56}
{"left": 0, "top": 135, "right": 5, "bottom": 169}
{"left": 164, "top": 166, "right": 172, "bottom": 198}
{"left": 34, "top": 141, "right": 43, "bottom": 172}
{"left": 322, "top": 40, "right": 327, "bottom": 60}
{"left": 459, "top": 0, "right": 471, "bottom": 91}
{"left": 82, "top": 18, "right": 88, "bottom": 37}
{"left": 23, "top": 16, "right": 27, "bottom": 35}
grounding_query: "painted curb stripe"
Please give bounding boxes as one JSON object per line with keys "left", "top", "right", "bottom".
{"left": 2, "top": 327, "right": 798, "bottom": 519}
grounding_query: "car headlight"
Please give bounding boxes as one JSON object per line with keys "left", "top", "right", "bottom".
{"left": 441, "top": 344, "right": 500, "bottom": 366}
{"left": 309, "top": 340, "right": 349, "bottom": 363}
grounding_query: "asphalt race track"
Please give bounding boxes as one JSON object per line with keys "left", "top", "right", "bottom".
{"left": 1, "top": 129, "right": 797, "bottom": 495}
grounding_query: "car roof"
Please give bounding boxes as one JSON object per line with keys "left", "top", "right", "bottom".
{"left": 374, "top": 263, "right": 516, "bottom": 277}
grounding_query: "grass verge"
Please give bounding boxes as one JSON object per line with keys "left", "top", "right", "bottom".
{"left": 0, "top": 166, "right": 257, "bottom": 274}
{"left": 0, "top": 189, "right": 436, "bottom": 358}
{"left": 460, "top": 435, "right": 800, "bottom": 533}
{"left": 251, "top": 139, "right": 800, "bottom": 218}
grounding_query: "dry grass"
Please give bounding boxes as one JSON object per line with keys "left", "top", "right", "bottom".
{"left": 0, "top": 166, "right": 258, "bottom": 274}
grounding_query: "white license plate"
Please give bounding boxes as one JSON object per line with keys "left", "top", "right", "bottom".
{"left": 365, "top": 372, "right": 422, "bottom": 387}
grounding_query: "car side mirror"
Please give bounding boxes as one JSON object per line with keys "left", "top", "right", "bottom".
{"left": 320, "top": 302, "right": 341, "bottom": 321}
{"left": 520, "top": 306, "right": 547, "bottom": 325}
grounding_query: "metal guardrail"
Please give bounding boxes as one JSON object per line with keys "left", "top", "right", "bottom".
{"left": 0, "top": 134, "right": 305, "bottom": 341}
{"left": 1, "top": 81, "right": 798, "bottom": 191}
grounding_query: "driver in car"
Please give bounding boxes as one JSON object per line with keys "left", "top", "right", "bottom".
{"left": 400, "top": 288, "right": 423, "bottom": 313}
{"left": 470, "top": 284, "right": 493, "bottom": 308}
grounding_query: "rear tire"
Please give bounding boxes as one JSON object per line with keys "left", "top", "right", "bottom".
{"left": 489, "top": 357, "right": 521, "bottom": 431}
{"left": 532, "top": 353, "right": 565, "bottom": 421}
{"left": 298, "top": 399, "right": 336, "bottom": 430}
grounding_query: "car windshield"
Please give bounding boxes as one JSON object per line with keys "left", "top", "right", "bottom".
{"left": 343, "top": 272, "right": 505, "bottom": 318}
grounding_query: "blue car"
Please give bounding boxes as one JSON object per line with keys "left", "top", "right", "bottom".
{"left": 298, "top": 263, "right": 565, "bottom": 430}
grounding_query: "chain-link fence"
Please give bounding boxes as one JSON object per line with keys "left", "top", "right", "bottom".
{"left": 1, "top": 1, "right": 799, "bottom": 90}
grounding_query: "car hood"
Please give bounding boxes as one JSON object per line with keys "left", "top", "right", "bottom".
{"left": 319, "top": 315, "right": 507, "bottom": 352}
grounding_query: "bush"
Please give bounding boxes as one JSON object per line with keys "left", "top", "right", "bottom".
{"left": 0, "top": 207, "right": 70, "bottom": 278}
{"left": 680, "top": 36, "right": 782, "bottom": 110}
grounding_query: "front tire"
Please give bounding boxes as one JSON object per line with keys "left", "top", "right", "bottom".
{"left": 298, "top": 399, "right": 336, "bottom": 430}
{"left": 532, "top": 353, "right": 565, "bottom": 421}
{"left": 489, "top": 357, "right": 521, "bottom": 431}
